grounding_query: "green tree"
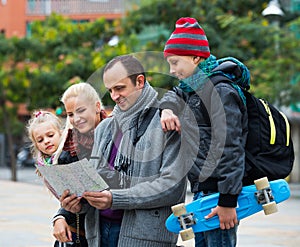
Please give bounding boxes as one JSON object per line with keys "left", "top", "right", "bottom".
{"left": 0, "top": 35, "right": 23, "bottom": 181}
{"left": 0, "top": 14, "right": 118, "bottom": 180}
{"left": 121, "top": 0, "right": 300, "bottom": 105}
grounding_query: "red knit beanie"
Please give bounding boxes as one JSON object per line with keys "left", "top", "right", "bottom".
{"left": 164, "top": 17, "right": 210, "bottom": 58}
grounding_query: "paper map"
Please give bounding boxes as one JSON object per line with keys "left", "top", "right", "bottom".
{"left": 37, "top": 158, "right": 109, "bottom": 197}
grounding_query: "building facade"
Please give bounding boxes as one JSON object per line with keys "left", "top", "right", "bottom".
{"left": 0, "top": 0, "right": 124, "bottom": 38}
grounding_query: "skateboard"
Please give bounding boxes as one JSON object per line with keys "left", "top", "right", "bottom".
{"left": 165, "top": 177, "right": 290, "bottom": 241}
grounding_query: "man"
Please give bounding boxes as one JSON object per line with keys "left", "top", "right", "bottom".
{"left": 60, "top": 55, "right": 190, "bottom": 247}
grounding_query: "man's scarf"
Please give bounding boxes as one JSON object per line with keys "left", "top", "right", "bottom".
{"left": 110, "top": 82, "right": 158, "bottom": 186}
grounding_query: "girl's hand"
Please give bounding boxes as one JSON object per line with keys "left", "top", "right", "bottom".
{"left": 53, "top": 218, "right": 72, "bottom": 243}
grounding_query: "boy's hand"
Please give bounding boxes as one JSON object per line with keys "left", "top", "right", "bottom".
{"left": 205, "top": 206, "right": 238, "bottom": 230}
{"left": 160, "top": 109, "right": 181, "bottom": 134}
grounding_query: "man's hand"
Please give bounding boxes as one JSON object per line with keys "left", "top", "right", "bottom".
{"left": 83, "top": 190, "right": 112, "bottom": 210}
{"left": 59, "top": 189, "right": 82, "bottom": 213}
{"left": 205, "top": 206, "right": 238, "bottom": 230}
{"left": 160, "top": 109, "right": 181, "bottom": 134}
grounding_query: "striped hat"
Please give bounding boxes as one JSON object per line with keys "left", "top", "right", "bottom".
{"left": 164, "top": 17, "right": 210, "bottom": 58}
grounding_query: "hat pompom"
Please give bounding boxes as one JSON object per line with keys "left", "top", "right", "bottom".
{"left": 164, "top": 17, "right": 210, "bottom": 58}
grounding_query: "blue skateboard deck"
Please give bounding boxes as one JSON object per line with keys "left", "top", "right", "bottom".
{"left": 166, "top": 178, "right": 290, "bottom": 236}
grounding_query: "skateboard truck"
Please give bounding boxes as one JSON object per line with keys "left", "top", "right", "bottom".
{"left": 254, "top": 177, "right": 278, "bottom": 215}
{"left": 171, "top": 203, "right": 196, "bottom": 241}
{"left": 177, "top": 212, "right": 196, "bottom": 229}
{"left": 255, "top": 187, "right": 274, "bottom": 204}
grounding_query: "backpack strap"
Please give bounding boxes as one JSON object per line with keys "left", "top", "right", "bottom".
{"left": 209, "top": 74, "right": 233, "bottom": 86}
{"left": 200, "top": 74, "right": 235, "bottom": 125}
{"left": 133, "top": 107, "right": 158, "bottom": 145}
{"left": 279, "top": 111, "right": 291, "bottom": 146}
{"left": 259, "top": 99, "right": 276, "bottom": 145}
{"left": 258, "top": 98, "right": 290, "bottom": 146}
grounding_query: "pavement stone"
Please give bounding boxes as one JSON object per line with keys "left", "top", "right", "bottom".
{"left": 1, "top": 167, "right": 300, "bottom": 247}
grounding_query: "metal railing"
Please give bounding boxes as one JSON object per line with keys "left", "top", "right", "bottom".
{"left": 26, "top": 0, "right": 125, "bottom": 15}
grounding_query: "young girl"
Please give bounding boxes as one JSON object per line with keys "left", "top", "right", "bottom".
{"left": 51, "top": 82, "right": 111, "bottom": 247}
{"left": 27, "top": 110, "right": 63, "bottom": 202}
{"left": 27, "top": 110, "right": 62, "bottom": 168}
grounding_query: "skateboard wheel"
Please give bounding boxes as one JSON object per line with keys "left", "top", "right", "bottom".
{"left": 254, "top": 177, "right": 270, "bottom": 190}
{"left": 180, "top": 228, "right": 195, "bottom": 241}
{"left": 263, "top": 201, "right": 278, "bottom": 215}
{"left": 171, "top": 203, "right": 187, "bottom": 216}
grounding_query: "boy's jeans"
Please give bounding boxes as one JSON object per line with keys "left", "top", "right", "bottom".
{"left": 193, "top": 192, "right": 238, "bottom": 247}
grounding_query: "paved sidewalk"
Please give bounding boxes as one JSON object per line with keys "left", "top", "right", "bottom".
{"left": 1, "top": 167, "right": 300, "bottom": 247}
{"left": 0, "top": 180, "right": 58, "bottom": 247}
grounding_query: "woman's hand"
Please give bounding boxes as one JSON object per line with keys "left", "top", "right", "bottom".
{"left": 59, "top": 190, "right": 82, "bottom": 214}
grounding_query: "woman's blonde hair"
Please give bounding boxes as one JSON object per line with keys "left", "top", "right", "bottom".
{"left": 27, "top": 110, "right": 62, "bottom": 160}
{"left": 52, "top": 82, "right": 104, "bottom": 164}
{"left": 60, "top": 82, "right": 104, "bottom": 109}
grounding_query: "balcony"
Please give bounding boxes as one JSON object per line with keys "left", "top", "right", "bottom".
{"left": 26, "top": 0, "right": 125, "bottom": 16}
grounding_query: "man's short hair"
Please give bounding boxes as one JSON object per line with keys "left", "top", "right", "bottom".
{"left": 104, "top": 55, "right": 146, "bottom": 85}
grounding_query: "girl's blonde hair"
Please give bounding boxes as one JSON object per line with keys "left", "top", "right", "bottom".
{"left": 27, "top": 110, "right": 62, "bottom": 160}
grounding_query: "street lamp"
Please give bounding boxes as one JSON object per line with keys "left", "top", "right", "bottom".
{"left": 262, "top": 0, "right": 284, "bottom": 18}
{"left": 262, "top": 0, "right": 284, "bottom": 54}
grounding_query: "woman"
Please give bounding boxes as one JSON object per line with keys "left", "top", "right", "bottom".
{"left": 52, "top": 82, "right": 108, "bottom": 247}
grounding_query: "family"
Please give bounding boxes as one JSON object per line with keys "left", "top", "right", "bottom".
{"left": 27, "top": 17, "right": 249, "bottom": 247}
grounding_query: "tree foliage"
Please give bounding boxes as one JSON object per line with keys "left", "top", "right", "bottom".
{"left": 0, "top": 0, "right": 300, "bottom": 141}
{"left": 122, "top": 0, "right": 300, "bottom": 105}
